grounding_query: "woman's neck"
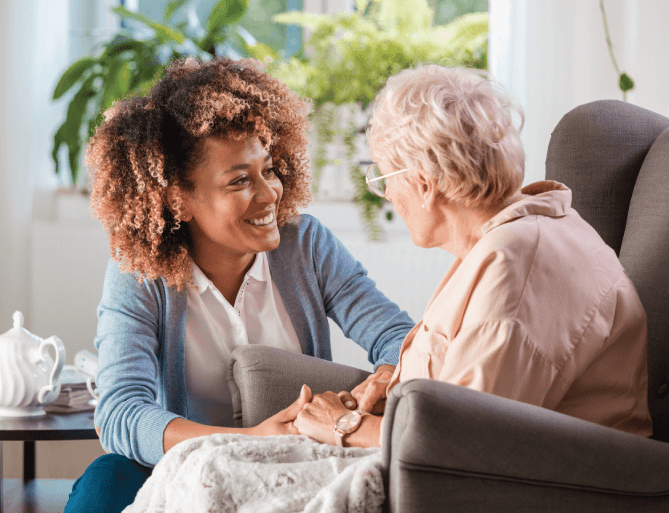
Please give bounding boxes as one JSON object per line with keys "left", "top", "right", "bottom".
{"left": 437, "top": 207, "right": 494, "bottom": 261}
{"left": 192, "top": 246, "right": 256, "bottom": 305}
{"left": 436, "top": 192, "right": 527, "bottom": 261}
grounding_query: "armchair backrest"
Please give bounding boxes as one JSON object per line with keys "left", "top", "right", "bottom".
{"left": 545, "top": 99, "right": 669, "bottom": 442}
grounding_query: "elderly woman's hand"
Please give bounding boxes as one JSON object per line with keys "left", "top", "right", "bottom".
{"left": 338, "top": 365, "right": 394, "bottom": 414}
{"left": 251, "top": 384, "right": 312, "bottom": 437}
{"left": 294, "top": 391, "right": 352, "bottom": 445}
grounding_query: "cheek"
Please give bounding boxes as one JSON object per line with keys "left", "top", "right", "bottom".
{"left": 275, "top": 180, "right": 284, "bottom": 201}
{"left": 387, "top": 188, "right": 408, "bottom": 217}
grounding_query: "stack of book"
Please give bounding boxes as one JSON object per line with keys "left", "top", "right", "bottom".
{"left": 45, "top": 365, "right": 97, "bottom": 413}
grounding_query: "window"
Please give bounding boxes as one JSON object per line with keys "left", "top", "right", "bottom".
{"left": 127, "top": 0, "right": 303, "bottom": 58}
{"left": 430, "top": 0, "right": 488, "bottom": 25}
{"left": 124, "top": 1, "right": 488, "bottom": 59}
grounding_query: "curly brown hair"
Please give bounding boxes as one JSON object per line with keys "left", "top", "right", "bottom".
{"left": 87, "top": 57, "right": 312, "bottom": 290}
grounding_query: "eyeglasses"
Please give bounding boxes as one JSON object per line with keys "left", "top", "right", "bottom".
{"left": 365, "top": 163, "right": 408, "bottom": 198}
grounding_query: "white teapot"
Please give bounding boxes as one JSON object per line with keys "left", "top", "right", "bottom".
{"left": 0, "top": 311, "right": 66, "bottom": 416}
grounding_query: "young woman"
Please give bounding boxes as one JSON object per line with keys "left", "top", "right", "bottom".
{"left": 64, "top": 56, "right": 414, "bottom": 513}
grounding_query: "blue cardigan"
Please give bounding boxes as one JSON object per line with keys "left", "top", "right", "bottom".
{"left": 93, "top": 214, "right": 415, "bottom": 466}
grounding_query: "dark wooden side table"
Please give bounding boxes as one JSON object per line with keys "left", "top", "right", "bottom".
{"left": 0, "top": 410, "right": 98, "bottom": 513}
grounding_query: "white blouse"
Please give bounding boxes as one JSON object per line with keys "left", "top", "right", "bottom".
{"left": 185, "top": 252, "right": 303, "bottom": 427}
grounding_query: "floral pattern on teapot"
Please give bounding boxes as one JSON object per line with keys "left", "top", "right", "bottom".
{"left": 0, "top": 311, "right": 66, "bottom": 416}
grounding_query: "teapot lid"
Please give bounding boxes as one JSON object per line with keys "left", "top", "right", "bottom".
{"left": 13, "top": 311, "right": 24, "bottom": 329}
{"left": 2, "top": 311, "right": 37, "bottom": 344}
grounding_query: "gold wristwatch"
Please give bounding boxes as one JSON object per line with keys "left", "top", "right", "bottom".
{"left": 334, "top": 409, "right": 369, "bottom": 447}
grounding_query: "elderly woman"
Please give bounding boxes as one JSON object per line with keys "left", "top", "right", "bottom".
{"left": 64, "top": 57, "right": 414, "bottom": 513}
{"left": 294, "top": 65, "right": 652, "bottom": 449}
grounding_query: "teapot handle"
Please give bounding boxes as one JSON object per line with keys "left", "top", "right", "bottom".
{"left": 37, "top": 336, "right": 66, "bottom": 404}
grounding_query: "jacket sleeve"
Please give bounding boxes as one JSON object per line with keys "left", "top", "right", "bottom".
{"left": 308, "top": 216, "right": 416, "bottom": 369}
{"left": 93, "top": 259, "right": 182, "bottom": 467}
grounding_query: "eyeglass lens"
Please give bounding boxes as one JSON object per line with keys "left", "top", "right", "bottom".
{"left": 368, "top": 164, "right": 387, "bottom": 196}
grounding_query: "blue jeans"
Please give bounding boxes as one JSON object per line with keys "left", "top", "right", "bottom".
{"left": 64, "top": 454, "right": 153, "bottom": 513}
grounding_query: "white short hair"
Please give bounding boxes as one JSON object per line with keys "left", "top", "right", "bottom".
{"left": 367, "top": 65, "right": 525, "bottom": 208}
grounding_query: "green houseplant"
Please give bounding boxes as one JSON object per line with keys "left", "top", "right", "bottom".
{"left": 51, "top": 0, "right": 278, "bottom": 188}
{"left": 269, "top": 0, "right": 488, "bottom": 239}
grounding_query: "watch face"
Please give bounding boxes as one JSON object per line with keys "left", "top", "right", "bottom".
{"left": 335, "top": 411, "right": 361, "bottom": 433}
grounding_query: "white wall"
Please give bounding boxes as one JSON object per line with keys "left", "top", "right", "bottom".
{"left": 298, "top": 202, "right": 455, "bottom": 372}
{"left": 489, "top": 0, "right": 669, "bottom": 186}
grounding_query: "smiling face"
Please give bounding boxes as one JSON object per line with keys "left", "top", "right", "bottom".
{"left": 181, "top": 136, "right": 283, "bottom": 265}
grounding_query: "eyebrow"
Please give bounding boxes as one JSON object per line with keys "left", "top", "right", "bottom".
{"left": 223, "top": 154, "right": 271, "bottom": 174}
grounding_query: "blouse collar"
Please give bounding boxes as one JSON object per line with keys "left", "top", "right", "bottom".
{"left": 190, "top": 252, "right": 267, "bottom": 295}
{"left": 481, "top": 181, "right": 572, "bottom": 235}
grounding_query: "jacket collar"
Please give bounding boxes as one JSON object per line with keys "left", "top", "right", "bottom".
{"left": 481, "top": 181, "right": 572, "bottom": 234}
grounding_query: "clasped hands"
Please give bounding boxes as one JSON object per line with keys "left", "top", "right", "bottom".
{"left": 253, "top": 365, "right": 394, "bottom": 446}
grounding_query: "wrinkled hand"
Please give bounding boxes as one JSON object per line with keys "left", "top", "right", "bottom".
{"left": 338, "top": 365, "right": 395, "bottom": 414}
{"left": 251, "top": 384, "right": 312, "bottom": 437}
{"left": 294, "top": 391, "right": 351, "bottom": 445}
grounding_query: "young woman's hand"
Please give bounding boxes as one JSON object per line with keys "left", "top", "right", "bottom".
{"left": 338, "top": 365, "right": 395, "bottom": 414}
{"left": 250, "top": 384, "right": 312, "bottom": 437}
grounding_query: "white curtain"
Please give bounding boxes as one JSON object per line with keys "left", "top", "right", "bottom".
{"left": 0, "top": 0, "right": 68, "bottom": 330}
{"left": 489, "top": 0, "right": 669, "bottom": 186}
{"left": 0, "top": 0, "right": 120, "bottom": 331}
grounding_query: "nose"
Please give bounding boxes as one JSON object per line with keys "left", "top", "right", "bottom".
{"left": 254, "top": 174, "right": 280, "bottom": 205}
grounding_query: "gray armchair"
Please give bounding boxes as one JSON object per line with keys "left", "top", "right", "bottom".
{"left": 228, "top": 100, "right": 669, "bottom": 511}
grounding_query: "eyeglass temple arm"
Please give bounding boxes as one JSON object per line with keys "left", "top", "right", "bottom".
{"left": 365, "top": 168, "right": 408, "bottom": 183}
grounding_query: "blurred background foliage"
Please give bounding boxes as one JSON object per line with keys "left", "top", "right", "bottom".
{"left": 51, "top": 0, "right": 488, "bottom": 238}
{"left": 51, "top": 0, "right": 262, "bottom": 187}
{"left": 268, "top": 0, "right": 488, "bottom": 239}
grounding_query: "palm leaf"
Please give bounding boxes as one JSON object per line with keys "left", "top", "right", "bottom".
{"left": 207, "top": 0, "right": 248, "bottom": 33}
{"left": 101, "top": 60, "right": 134, "bottom": 112}
{"left": 52, "top": 57, "right": 97, "bottom": 100}
{"left": 164, "top": 0, "right": 190, "bottom": 22}
{"left": 52, "top": 75, "right": 97, "bottom": 183}
{"left": 112, "top": 6, "right": 185, "bottom": 44}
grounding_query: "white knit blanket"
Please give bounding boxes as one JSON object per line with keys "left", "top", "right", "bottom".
{"left": 123, "top": 434, "right": 384, "bottom": 513}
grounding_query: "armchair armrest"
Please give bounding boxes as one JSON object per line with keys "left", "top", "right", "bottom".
{"left": 228, "top": 346, "right": 371, "bottom": 428}
{"left": 383, "top": 379, "right": 669, "bottom": 512}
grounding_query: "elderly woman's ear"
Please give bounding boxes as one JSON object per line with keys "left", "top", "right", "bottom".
{"left": 415, "top": 169, "right": 441, "bottom": 211}
{"left": 167, "top": 186, "right": 193, "bottom": 223}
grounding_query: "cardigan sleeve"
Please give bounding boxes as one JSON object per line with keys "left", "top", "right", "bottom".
{"left": 93, "top": 259, "right": 182, "bottom": 467}
{"left": 307, "top": 216, "right": 416, "bottom": 369}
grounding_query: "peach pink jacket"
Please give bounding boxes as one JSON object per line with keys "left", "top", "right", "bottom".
{"left": 387, "top": 180, "right": 652, "bottom": 437}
